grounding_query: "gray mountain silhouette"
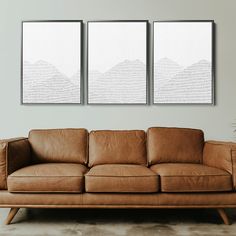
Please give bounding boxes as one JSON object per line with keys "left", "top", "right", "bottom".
{"left": 70, "top": 71, "right": 81, "bottom": 86}
{"left": 89, "top": 59, "right": 146, "bottom": 103}
{"left": 154, "top": 58, "right": 183, "bottom": 83}
{"left": 155, "top": 59, "right": 212, "bottom": 103}
{"left": 23, "top": 60, "right": 80, "bottom": 103}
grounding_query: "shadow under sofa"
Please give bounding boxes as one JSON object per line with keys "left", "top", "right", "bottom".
{"left": 0, "top": 127, "right": 235, "bottom": 225}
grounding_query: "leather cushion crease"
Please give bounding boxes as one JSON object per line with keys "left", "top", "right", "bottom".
{"left": 150, "top": 163, "right": 232, "bottom": 192}
{"left": 203, "top": 141, "right": 236, "bottom": 189}
{"left": 89, "top": 130, "right": 147, "bottom": 167}
{"left": 85, "top": 164, "right": 159, "bottom": 193}
{"left": 0, "top": 138, "right": 31, "bottom": 190}
{"left": 7, "top": 163, "right": 88, "bottom": 193}
{"left": 29, "top": 129, "right": 88, "bottom": 164}
{"left": 147, "top": 127, "right": 204, "bottom": 165}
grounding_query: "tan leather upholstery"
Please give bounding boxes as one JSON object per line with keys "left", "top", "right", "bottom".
{"left": 2, "top": 190, "right": 236, "bottom": 207}
{"left": 150, "top": 163, "right": 232, "bottom": 192}
{"left": 29, "top": 129, "right": 88, "bottom": 164}
{"left": 147, "top": 127, "right": 204, "bottom": 164}
{"left": 85, "top": 164, "right": 158, "bottom": 192}
{"left": 0, "top": 138, "right": 31, "bottom": 190}
{"left": 157, "top": 193, "right": 236, "bottom": 206}
{"left": 0, "top": 190, "right": 83, "bottom": 206}
{"left": 7, "top": 163, "right": 88, "bottom": 193}
{"left": 83, "top": 192, "right": 236, "bottom": 206}
{"left": 1, "top": 128, "right": 236, "bottom": 214}
{"left": 89, "top": 130, "right": 146, "bottom": 167}
{"left": 203, "top": 141, "right": 236, "bottom": 189}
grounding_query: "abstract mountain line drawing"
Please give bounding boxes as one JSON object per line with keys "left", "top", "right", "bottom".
{"left": 22, "top": 21, "right": 82, "bottom": 104}
{"left": 87, "top": 21, "right": 147, "bottom": 104}
{"left": 23, "top": 60, "right": 80, "bottom": 103}
{"left": 88, "top": 59, "right": 146, "bottom": 104}
{"left": 154, "top": 58, "right": 212, "bottom": 103}
{"left": 153, "top": 21, "right": 214, "bottom": 104}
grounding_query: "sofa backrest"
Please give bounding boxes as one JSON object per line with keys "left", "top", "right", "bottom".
{"left": 29, "top": 129, "right": 88, "bottom": 164}
{"left": 147, "top": 127, "right": 204, "bottom": 165}
{"left": 89, "top": 130, "right": 147, "bottom": 167}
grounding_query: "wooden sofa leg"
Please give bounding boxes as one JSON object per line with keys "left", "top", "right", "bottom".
{"left": 5, "top": 208, "right": 20, "bottom": 225}
{"left": 217, "top": 208, "right": 230, "bottom": 225}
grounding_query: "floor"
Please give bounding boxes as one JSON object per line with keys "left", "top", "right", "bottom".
{"left": 0, "top": 208, "right": 236, "bottom": 236}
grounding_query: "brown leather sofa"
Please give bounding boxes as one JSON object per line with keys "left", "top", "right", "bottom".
{"left": 0, "top": 127, "right": 235, "bottom": 225}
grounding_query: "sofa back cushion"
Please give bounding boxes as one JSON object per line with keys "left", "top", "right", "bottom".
{"left": 147, "top": 127, "right": 204, "bottom": 165}
{"left": 89, "top": 130, "right": 147, "bottom": 167}
{"left": 29, "top": 129, "right": 88, "bottom": 164}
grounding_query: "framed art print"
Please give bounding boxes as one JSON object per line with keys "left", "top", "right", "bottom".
{"left": 153, "top": 21, "right": 214, "bottom": 104}
{"left": 22, "top": 20, "right": 82, "bottom": 104}
{"left": 87, "top": 21, "right": 148, "bottom": 104}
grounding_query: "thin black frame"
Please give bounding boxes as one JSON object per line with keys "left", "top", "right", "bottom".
{"left": 21, "top": 20, "right": 83, "bottom": 105}
{"left": 87, "top": 20, "right": 149, "bottom": 105}
{"left": 152, "top": 20, "right": 215, "bottom": 105}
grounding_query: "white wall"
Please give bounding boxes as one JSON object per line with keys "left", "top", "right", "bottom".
{"left": 0, "top": 0, "right": 236, "bottom": 140}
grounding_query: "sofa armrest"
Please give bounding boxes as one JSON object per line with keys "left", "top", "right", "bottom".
{"left": 0, "top": 138, "right": 31, "bottom": 189}
{"left": 203, "top": 140, "right": 236, "bottom": 189}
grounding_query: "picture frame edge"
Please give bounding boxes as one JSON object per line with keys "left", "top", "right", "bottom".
{"left": 87, "top": 20, "right": 149, "bottom": 105}
{"left": 21, "top": 20, "right": 84, "bottom": 105}
{"left": 152, "top": 20, "right": 215, "bottom": 105}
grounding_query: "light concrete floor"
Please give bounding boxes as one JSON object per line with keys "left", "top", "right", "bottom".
{"left": 0, "top": 208, "right": 236, "bottom": 236}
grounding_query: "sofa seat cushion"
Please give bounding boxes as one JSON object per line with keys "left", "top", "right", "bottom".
{"left": 150, "top": 163, "right": 232, "bottom": 192}
{"left": 7, "top": 163, "right": 88, "bottom": 193}
{"left": 85, "top": 164, "right": 159, "bottom": 193}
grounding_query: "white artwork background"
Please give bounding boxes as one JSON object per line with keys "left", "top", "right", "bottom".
{"left": 88, "top": 22, "right": 147, "bottom": 104}
{"left": 154, "top": 22, "right": 213, "bottom": 103}
{"left": 23, "top": 22, "right": 81, "bottom": 103}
